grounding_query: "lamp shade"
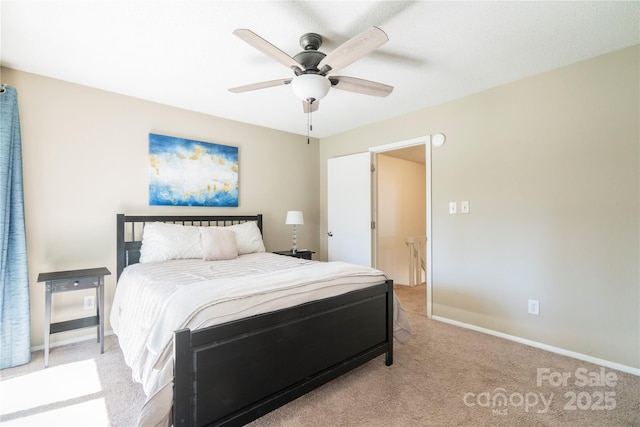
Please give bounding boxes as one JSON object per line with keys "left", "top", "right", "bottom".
{"left": 285, "top": 211, "right": 304, "bottom": 225}
{"left": 291, "top": 74, "right": 330, "bottom": 102}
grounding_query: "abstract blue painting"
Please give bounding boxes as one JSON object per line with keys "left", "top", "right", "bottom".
{"left": 148, "top": 133, "right": 239, "bottom": 207}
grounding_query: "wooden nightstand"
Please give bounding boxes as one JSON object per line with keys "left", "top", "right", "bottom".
{"left": 273, "top": 250, "right": 315, "bottom": 260}
{"left": 37, "top": 267, "right": 110, "bottom": 367}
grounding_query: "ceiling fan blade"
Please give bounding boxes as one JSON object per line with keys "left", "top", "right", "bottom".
{"left": 318, "top": 26, "right": 388, "bottom": 74}
{"left": 303, "top": 100, "right": 319, "bottom": 113}
{"left": 330, "top": 76, "right": 393, "bottom": 97}
{"left": 233, "top": 29, "right": 304, "bottom": 72}
{"left": 228, "top": 78, "right": 292, "bottom": 93}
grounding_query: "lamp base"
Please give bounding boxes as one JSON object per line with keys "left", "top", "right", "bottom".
{"left": 291, "top": 225, "right": 298, "bottom": 254}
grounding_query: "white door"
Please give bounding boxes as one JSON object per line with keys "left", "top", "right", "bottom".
{"left": 327, "top": 152, "right": 372, "bottom": 266}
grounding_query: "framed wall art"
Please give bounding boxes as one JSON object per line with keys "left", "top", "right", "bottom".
{"left": 148, "top": 133, "right": 239, "bottom": 207}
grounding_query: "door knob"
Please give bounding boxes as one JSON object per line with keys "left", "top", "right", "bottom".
{"left": 327, "top": 232, "right": 333, "bottom": 237}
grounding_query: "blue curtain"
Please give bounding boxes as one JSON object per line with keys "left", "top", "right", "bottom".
{"left": 0, "top": 85, "right": 30, "bottom": 369}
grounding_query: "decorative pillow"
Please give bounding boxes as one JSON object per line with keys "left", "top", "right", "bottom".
{"left": 227, "top": 221, "right": 266, "bottom": 254}
{"left": 201, "top": 227, "right": 238, "bottom": 261}
{"left": 139, "top": 222, "right": 202, "bottom": 263}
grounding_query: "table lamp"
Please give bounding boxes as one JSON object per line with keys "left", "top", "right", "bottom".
{"left": 285, "top": 211, "right": 304, "bottom": 253}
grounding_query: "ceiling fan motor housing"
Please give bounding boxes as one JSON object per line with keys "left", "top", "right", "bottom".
{"left": 294, "top": 33, "right": 327, "bottom": 75}
{"left": 293, "top": 51, "right": 327, "bottom": 74}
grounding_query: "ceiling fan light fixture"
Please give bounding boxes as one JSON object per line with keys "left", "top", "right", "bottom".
{"left": 291, "top": 74, "right": 330, "bottom": 103}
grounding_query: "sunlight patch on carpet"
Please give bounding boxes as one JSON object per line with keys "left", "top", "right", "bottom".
{"left": 0, "top": 359, "right": 109, "bottom": 425}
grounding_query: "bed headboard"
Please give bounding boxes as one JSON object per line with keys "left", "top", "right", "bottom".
{"left": 116, "top": 214, "right": 263, "bottom": 281}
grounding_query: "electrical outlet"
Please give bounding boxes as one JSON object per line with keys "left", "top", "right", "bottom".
{"left": 528, "top": 299, "right": 539, "bottom": 315}
{"left": 84, "top": 296, "right": 95, "bottom": 310}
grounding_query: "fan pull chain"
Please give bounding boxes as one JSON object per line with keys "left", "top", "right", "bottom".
{"left": 306, "top": 99, "right": 315, "bottom": 144}
{"left": 308, "top": 109, "right": 313, "bottom": 144}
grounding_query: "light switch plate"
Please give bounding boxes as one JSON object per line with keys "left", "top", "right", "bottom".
{"left": 449, "top": 202, "right": 457, "bottom": 214}
{"left": 461, "top": 200, "right": 470, "bottom": 214}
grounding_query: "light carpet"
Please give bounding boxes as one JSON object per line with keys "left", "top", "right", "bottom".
{"left": 1, "top": 284, "right": 638, "bottom": 426}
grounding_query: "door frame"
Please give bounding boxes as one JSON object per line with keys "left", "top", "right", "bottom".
{"left": 370, "top": 135, "right": 433, "bottom": 318}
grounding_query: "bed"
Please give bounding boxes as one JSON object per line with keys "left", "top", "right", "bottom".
{"left": 111, "top": 214, "right": 411, "bottom": 426}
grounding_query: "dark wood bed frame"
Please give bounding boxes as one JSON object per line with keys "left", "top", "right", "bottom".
{"left": 116, "top": 214, "right": 393, "bottom": 427}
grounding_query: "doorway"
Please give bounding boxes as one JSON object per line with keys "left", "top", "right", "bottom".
{"left": 371, "top": 140, "right": 429, "bottom": 317}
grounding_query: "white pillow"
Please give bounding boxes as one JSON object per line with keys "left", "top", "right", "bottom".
{"left": 227, "top": 221, "right": 265, "bottom": 254}
{"left": 139, "top": 222, "right": 202, "bottom": 263}
{"left": 201, "top": 227, "right": 238, "bottom": 261}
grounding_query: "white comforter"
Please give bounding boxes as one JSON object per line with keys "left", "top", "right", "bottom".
{"left": 110, "top": 253, "right": 412, "bottom": 426}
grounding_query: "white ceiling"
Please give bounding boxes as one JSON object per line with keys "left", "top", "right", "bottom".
{"left": 1, "top": 1, "right": 638, "bottom": 138}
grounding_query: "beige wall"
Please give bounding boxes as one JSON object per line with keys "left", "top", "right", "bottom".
{"left": 321, "top": 46, "right": 640, "bottom": 369}
{"left": 2, "top": 68, "right": 320, "bottom": 348}
{"left": 377, "top": 154, "right": 426, "bottom": 285}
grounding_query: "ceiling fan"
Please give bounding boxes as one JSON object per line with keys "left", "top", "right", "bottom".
{"left": 229, "top": 26, "right": 394, "bottom": 113}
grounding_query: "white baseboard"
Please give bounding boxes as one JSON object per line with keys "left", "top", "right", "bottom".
{"left": 432, "top": 315, "right": 640, "bottom": 377}
{"left": 31, "top": 330, "right": 114, "bottom": 352}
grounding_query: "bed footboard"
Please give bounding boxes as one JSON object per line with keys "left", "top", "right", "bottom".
{"left": 174, "top": 279, "right": 394, "bottom": 426}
